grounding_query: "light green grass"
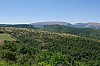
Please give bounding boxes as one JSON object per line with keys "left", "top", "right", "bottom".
{"left": 0, "top": 34, "right": 15, "bottom": 41}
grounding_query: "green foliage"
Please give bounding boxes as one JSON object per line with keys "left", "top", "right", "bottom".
{"left": 38, "top": 62, "right": 51, "bottom": 66}
{"left": 0, "top": 27, "right": 100, "bottom": 66}
{"left": 40, "top": 25, "right": 100, "bottom": 40}
{"left": 1, "top": 49, "right": 17, "bottom": 61}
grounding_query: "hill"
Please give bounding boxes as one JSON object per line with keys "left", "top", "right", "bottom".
{"left": 1, "top": 24, "right": 100, "bottom": 40}
{"left": 40, "top": 25, "right": 100, "bottom": 40}
{"left": 0, "top": 27, "right": 100, "bottom": 66}
{"left": 0, "top": 24, "right": 35, "bottom": 29}
{"left": 2, "top": 23, "right": 100, "bottom": 40}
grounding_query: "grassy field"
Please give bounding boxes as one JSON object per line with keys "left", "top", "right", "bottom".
{"left": 0, "top": 33, "right": 15, "bottom": 41}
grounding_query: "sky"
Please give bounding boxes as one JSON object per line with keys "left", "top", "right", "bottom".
{"left": 0, "top": 0, "right": 100, "bottom": 24}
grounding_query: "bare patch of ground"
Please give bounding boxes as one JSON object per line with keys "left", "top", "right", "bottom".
{"left": 0, "top": 40, "right": 4, "bottom": 45}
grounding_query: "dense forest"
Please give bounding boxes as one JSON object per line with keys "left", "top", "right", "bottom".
{"left": 40, "top": 25, "right": 100, "bottom": 40}
{"left": 0, "top": 26, "right": 100, "bottom": 66}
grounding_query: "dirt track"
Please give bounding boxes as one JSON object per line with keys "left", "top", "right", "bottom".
{"left": 0, "top": 40, "right": 4, "bottom": 45}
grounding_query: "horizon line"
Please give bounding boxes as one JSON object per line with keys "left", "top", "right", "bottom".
{"left": 0, "top": 21, "right": 100, "bottom": 24}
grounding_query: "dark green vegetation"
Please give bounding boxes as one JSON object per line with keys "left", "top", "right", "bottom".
{"left": 0, "top": 24, "right": 35, "bottom": 29}
{"left": 1, "top": 24, "right": 100, "bottom": 40}
{"left": 0, "top": 27, "right": 100, "bottom": 66}
{"left": 40, "top": 25, "right": 100, "bottom": 40}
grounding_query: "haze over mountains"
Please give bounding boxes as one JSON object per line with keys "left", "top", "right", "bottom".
{"left": 73, "top": 22, "right": 100, "bottom": 29}
{"left": 31, "top": 22, "right": 73, "bottom": 27}
{"left": 31, "top": 21, "right": 100, "bottom": 29}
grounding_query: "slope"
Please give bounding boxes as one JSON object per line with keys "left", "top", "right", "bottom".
{"left": 40, "top": 25, "right": 100, "bottom": 40}
{"left": 0, "top": 27, "right": 100, "bottom": 66}
{"left": 0, "top": 34, "right": 15, "bottom": 41}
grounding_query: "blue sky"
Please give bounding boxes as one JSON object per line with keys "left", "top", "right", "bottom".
{"left": 0, "top": 0, "right": 100, "bottom": 24}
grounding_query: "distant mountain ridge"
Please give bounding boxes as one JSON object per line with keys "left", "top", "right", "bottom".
{"left": 31, "top": 22, "right": 100, "bottom": 29}
{"left": 31, "top": 21, "right": 73, "bottom": 27}
{"left": 0, "top": 21, "right": 100, "bottom": 29}
{"left": 73, "top": 22, "right": 100, "bottom": 29}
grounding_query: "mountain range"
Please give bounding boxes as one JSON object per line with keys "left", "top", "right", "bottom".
{"left": 31, "top": 21, "right": 100, "bottom": 29}
{"left": 31, "top": 21, "right": 73, "bottom": 27}
{"left": 0, "top": 21, "right": 100, "bottom": 29}
{"left": 73, "top": 22, "right": 100, "bottom": 29}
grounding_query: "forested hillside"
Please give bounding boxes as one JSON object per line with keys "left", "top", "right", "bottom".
{"left": 0, "top": 24, "right": 35, "bottom": 29}
{"left": 2, "top": 24, "right": 100, "bottom": 40}
{"left": 40, "top": 25, "right": 100, "bottom": 40}
{"left": 0, "top": 27, "right": 100, "bottom": 66}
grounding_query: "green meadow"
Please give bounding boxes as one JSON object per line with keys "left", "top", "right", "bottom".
{"left": 0, "top": 34, "right": 15, "bottom": 41}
